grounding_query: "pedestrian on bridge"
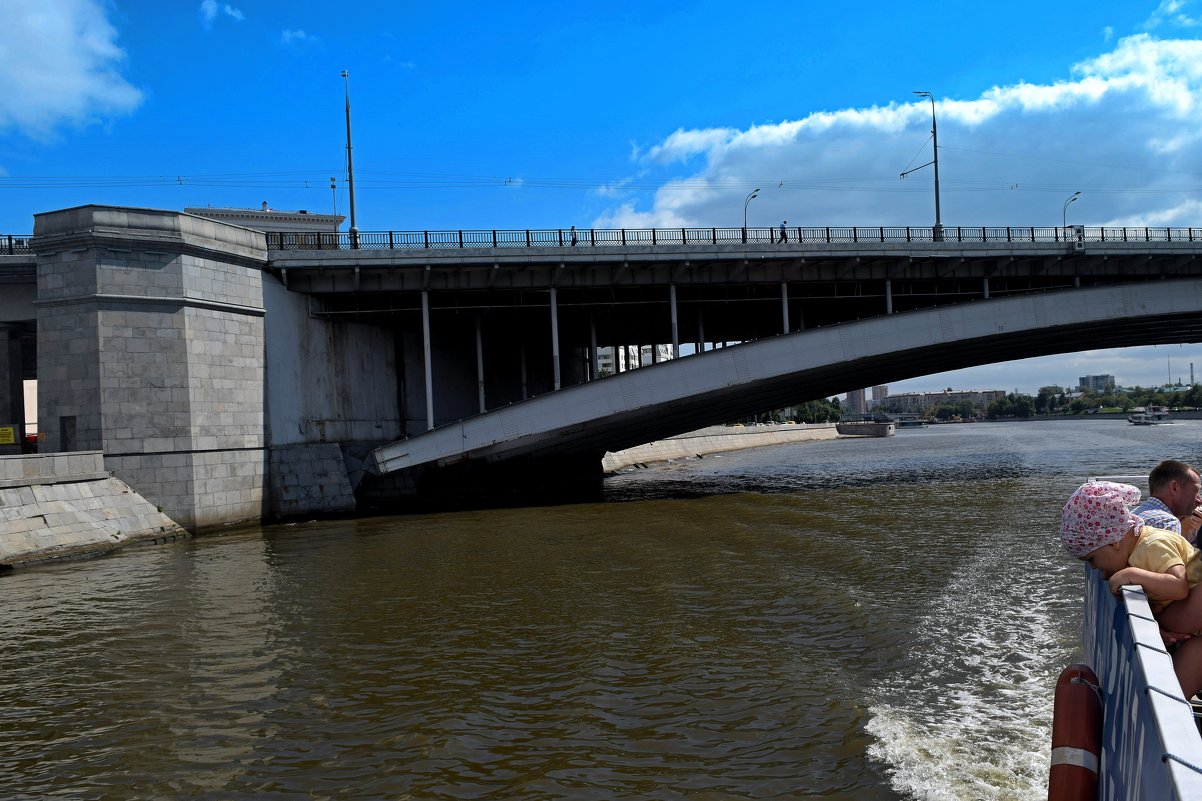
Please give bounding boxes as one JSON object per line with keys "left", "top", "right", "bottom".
{"left": 570, "top": 226, "right": 578, "bottom": 246}
{"left": 779, "top": 221, "right": 788, "bottom": 244}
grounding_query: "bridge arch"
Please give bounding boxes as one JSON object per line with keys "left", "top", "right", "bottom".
{"left": 370, "top": 278, "right": 1202, "bottom": 480}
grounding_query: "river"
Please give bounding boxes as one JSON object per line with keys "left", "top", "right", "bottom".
{"left": 4, "top": 419, "right": 1200, "bottom": 800}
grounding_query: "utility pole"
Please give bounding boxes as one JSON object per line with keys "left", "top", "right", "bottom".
{"left": 341, "top": 70, "right": 359, "bottom": 248}
{"left": 902, "top": 91, "right": 943, "bottom": 242}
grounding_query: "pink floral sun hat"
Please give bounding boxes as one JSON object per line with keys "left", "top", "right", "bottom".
{"left": 1060, "top": 481, "right": 1145, "bottom": 558}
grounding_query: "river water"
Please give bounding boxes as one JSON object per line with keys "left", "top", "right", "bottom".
{"left": 4, "top": 419, "right": 1201, "bottom": 801}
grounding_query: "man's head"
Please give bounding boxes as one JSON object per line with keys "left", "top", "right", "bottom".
{"left": 1060, "top": 480, "right": 1143, "bottom": 559}
{"left": 1148, "top": 459, "right": 1202, "bottom": 518}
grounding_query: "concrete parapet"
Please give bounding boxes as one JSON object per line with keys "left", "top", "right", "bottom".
{"left": 0, "top": 452, "right": 188, "bottom": 568}
{"left": 602, "top": 423, "right": 838, "bottom": 472}
{"left": 0, "top": 450, "right": 110, "bottom": 487}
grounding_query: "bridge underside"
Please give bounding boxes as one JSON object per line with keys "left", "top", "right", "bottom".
{"left": 368, "top": 279, "right": 1202, "bottom": 498}
{"left": 276, "top": 237, "right": 1202, "bottom": 349}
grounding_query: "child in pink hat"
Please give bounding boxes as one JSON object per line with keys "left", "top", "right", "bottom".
{"left": 1061, "top": 480, "right": 1202, "bottom": 626}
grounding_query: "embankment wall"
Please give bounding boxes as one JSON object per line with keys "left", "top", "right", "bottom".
{"left": 0, "top": 451, "right": 188, "bottom": 568}
{"left": 602, "top": 423, "right": 838, "bottom": 472}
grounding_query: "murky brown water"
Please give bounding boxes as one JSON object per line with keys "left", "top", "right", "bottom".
{"left": 5, "top": 420, "right": 1201, "bottom": 800}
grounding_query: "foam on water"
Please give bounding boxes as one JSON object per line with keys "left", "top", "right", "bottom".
{"left": 865, "top": 522, "right": 1077, "bottom": 800}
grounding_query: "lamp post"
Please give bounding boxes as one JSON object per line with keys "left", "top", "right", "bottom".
{"left": 743, "top": 187, "right": 761, "bottom": 229}
{"left": 1062, "top": 191, "right": 1081, "bottom": 231}
{"left": 341, "top": 70, "right": 359, "bottom": 248}
{"left": 905, "top": 91, "right": 942, "bottom": 242}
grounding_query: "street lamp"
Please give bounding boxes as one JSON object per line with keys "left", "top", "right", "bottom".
{"left": 1062, "top": 191, "right": 1081, "bottom": 231}
{"left": 902, "top": 91, "right": 942, "bottom": 242}
{"left": 341, "top": 69, "right": 359, "bottom": 248}
{"left": 743, "top": 187, "right": 761, "bottom": 229}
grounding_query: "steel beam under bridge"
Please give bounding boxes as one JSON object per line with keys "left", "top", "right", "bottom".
{"left": 369, "top": 278, "right": 1202, "bottom": 476}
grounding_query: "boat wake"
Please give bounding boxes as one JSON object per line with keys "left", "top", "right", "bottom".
{"left": 864, "top": 545, "right": 1079, "bottom": 800}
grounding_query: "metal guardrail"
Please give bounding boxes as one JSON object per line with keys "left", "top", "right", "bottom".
{"left": 264, "top": 225, "right": 1202, "bottom": 251}
{"left": 1082, "top": 567, "right": 1202, "bottom": 800}
{"left": 0, "top": 235, "right": 31, "bottom": 255}
{"left": 13, "top": 227, "right": 1202, "bottom": 253}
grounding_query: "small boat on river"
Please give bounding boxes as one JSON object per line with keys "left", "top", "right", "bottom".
{"left": 1128, "top": 405, "right": 1170, "bottom": 425}
{"left": 835, "top": 419, "right": 895, "bottom": 437}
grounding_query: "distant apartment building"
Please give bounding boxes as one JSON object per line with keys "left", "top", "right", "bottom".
{"left": 845, "top": 388, "right": 867, "bottom": 414}
{"left": 871, "top": 385, "right": 888, "bottom": 407}
{"left": 1078, "top": 374, "right": 1116, "bottom": 393}
{"left": 185, "top": 203, "right": 344, "bottom": 243}
{"left": 596, "top": 345, "right": 674, "bottom": 375}
{"left": 881, "top": 389, "right": 1006, "bottom": 414}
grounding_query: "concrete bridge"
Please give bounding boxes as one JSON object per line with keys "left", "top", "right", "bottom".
{"left": 2, "top": 207, "right": 1202, "bottom": 528}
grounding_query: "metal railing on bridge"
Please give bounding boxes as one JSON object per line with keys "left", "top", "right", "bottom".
{"left": 264, "top": 225, "right": 1202, "bottom": 251}
{"left": 0, "top": 235, "right": 31, "bottom": 255}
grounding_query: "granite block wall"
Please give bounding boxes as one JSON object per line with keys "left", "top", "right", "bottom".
{"left": 32, "top": 206, "right": 270, "bottom": 530}
{"left": 268, "top": 443, "right": 355, "bottom": 517}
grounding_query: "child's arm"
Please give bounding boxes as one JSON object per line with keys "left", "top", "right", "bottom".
{"left": 1109, "top": 564, "right": 1189, "bottom": 602}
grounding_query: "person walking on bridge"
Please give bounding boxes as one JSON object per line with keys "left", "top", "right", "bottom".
{"left": 778, "top": 220, "right": 788, "bottom": 244}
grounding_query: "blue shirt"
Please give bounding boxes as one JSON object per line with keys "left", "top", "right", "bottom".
{"left": 1132, "top": 496, "right": 1181, "bottom": 534}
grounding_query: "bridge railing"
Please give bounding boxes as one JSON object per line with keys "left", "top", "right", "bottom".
{"left": 263, "top": 225, "right": 1202, "bottom": 251}
{"left": 0, "top": 235, "right": 32, "bottom": 255}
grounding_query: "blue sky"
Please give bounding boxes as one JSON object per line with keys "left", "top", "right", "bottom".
{"left": 4, "top": 0, "right": 1202, "bottom": 395}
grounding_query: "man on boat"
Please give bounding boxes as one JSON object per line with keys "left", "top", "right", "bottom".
{"left": 1131, "top": 459, "right": 1202, "bottom": 544}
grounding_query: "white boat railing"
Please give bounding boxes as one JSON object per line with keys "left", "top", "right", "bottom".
{"left": 1082, "top": 567, "right": 1202, "bottom": 799}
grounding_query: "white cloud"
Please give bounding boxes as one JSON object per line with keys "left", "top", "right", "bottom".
{"left": 281, "top": 29, "right": 315, "bottom": 45}
{"left": 200, "top": 0, "right": 244, "bottom": 27}
{"left": 1145, "top": 0, "right": 1202, "bottom": 29}
{"left": 0, "top": 0, "right": 142, "bottom": 138}
{"left": 596, "top": 33, "right": 1202, "bottom": 232}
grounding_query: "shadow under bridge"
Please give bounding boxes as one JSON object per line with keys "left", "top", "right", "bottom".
{"left": 368, "top": 278, "right": 1202, "bottom": 489}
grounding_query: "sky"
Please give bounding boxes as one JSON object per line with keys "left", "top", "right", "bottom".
{"left": 5, "top": 0, "right": 1202, "bottom": 395}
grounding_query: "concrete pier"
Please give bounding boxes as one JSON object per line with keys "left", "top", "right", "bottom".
{"left": 26, "top": 205, "right": 401, "bottom": 531}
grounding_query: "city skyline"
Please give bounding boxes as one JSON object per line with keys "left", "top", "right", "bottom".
{"left": 5, "top": 1, "right": 1202, "bottom": 393}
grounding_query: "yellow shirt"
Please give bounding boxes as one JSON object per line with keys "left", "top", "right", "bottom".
{"left": 1130, "top": 527, "right": 1202, "bottom": 598}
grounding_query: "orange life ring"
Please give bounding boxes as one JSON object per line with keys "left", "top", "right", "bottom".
{"left": 1048, "top": 663, "right": 1103, "bottom": 801}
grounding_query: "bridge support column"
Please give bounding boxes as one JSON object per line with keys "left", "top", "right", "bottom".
{"left": 422, "top": 290, "right": 434, "bottom": 430}
{"left": 589, "top": 315, "right": 598, "bottom": 380}
{"left": 983, "top": 278, "right": 990, "bottom": 299}
{"left": 550, "top": 287, "right": 561, "bottom": 390}
{"left": 520, "top": 347, "right": 529, "bottom": 399}
{"left": 781, "top": 282, "right": 790, "bottom": 333}
{"left": 670, "top": 284, "right": 680, "bottom": 358}
{"left": 885, "top": 279, "right": 894, "bottom": 314}
{"left": 476, "top": 316, "right": 486, "bottom": 413}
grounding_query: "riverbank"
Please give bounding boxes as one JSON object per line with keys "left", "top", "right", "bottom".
{"left": 601, "top": 423, "right": 838, "bottom": 472}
